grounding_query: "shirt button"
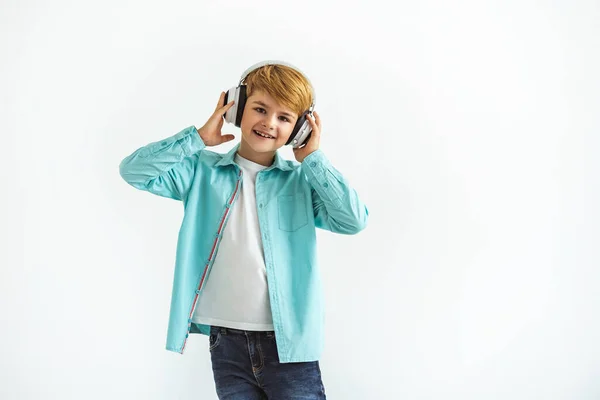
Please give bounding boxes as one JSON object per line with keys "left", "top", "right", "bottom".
{"left": 323, "top": 182, "right": 329, "bottom": 188}
{"left": 310, "top": 162, "right": 317, "bottom": 167}
{"left": 259, "top": 203, "right": 263, "bottom": 208}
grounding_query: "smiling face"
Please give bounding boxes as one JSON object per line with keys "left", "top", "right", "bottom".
{"left": 237, "top": 89, "right": 299, "bottom": 165}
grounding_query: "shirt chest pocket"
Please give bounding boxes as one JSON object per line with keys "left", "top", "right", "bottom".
{"left": 277, "top": 194, "right": 308, "bottom": 232}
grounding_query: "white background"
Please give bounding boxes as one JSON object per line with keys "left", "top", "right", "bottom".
{"left": 1, "top": 0, "right": 599, "bottom": 399}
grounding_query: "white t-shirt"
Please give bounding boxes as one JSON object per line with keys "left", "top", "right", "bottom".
{"left": 192, "top": 153, "right": 274, "bottom": 331}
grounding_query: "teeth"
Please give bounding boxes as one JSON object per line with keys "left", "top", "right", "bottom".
{"left": 254, "top": 130, "right": 274, "bottom": 139}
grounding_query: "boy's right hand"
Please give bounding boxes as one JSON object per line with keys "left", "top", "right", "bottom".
{"left": 197, "top": 92, "right": 236, "bottom": 147}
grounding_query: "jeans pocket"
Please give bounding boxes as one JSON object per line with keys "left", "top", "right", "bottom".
{"left": 278, "top": 194, "right": 308, "bottom": 232}
{"left": 209, "top": 330, "right": 221, "bottom": 351}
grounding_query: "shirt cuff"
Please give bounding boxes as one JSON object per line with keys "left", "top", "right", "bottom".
{"left": 186, "top": 126, "right": 207, "bottom": 155}
{"left": 301, "top": 149, "right": 343, "bottom": 208}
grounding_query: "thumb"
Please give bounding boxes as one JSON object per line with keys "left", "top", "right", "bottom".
{"left": 221, "top": 134, "right": 235, "bottom": 143}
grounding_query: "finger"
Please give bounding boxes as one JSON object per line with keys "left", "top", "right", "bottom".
{"left": 219, "top": 100, "right": 235, "bottom": 113}
{"left": 215, "top": 100, "right": 235, "bottom": 118}
{"left": 215, "top": 92, "right": 225, "bottom": 111}
{"left": 313, "top": 111, "right": 321, "bottom": 128}
{"left": 307, "top": 114, "right": 320, "bottom": 134}
{"left": 311, "top": 122, "right": 321, "bottom": 141}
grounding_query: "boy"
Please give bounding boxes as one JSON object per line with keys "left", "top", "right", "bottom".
{"left": 119, "top": 61, "right": 368, "bottom": 399}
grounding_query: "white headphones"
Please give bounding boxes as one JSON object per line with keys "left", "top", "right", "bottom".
{"left": 223, "top": 60, "right": 316, "bottom": 148}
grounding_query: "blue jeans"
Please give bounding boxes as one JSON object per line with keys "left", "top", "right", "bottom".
{"left": 209, "top": 326, "right": 327, "bottom": 399}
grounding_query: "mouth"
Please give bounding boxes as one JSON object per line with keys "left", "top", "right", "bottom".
{"left": 253, "top": 130, "right": 276, "bottom": 140}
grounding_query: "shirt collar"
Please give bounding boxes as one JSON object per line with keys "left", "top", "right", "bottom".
{"left": 214, "top": 143, "right": 294, "bottom": 172}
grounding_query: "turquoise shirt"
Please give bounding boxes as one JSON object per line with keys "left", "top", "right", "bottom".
{"left": 119, "top": 125, "right": 368, "bottom": 362}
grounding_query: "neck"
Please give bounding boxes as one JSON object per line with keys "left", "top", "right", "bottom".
{"left": 237, "top": 139, "right": 275, "bottom": 167}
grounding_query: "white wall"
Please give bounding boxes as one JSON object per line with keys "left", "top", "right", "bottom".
{"left": 1, "top": 0, "right": 598, "bottom": 399}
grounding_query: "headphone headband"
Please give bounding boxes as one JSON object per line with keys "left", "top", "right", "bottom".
{"left": 239, "top": 60, "right": 316, "bottom": 110}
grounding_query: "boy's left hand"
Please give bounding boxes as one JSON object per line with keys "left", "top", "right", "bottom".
{"left": 293, "top": 111, "right": 321, "bottom": 163}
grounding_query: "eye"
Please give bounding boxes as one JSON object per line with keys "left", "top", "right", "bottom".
{"left": 254, "top": 107, "right": 291, "bottom": 123}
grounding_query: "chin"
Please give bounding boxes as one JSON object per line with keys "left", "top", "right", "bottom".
{"left": 253, "top": 145, "right": 277, "bottom": 153}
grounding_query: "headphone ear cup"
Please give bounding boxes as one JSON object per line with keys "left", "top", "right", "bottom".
{"left": 234, "top": 85, "right": 248, "bottom": 127}
{"left": 287, "top": 111, "right": 313, "bottom": 148}
{"left": 223, "top": 87, "right": 238, "bottom": 124}
{"left": 286, "top": 111, "right": 307, "bottom": 145}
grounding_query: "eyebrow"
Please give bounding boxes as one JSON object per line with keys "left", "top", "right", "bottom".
{"left": 251, "top": 100, "right": 296, "bottom": 119}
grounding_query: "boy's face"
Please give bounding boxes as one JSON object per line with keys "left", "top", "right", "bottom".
{"left": 239, "top": 89, "right": 299, "bottom": 154}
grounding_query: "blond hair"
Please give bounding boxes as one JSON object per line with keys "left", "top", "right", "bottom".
{"left": 243, "top": 64, "right": 313, "bottom": 117}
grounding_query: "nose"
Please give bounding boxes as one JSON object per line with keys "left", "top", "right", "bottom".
{"left": 261, "top": 114, "right": 277, "bottom": 130}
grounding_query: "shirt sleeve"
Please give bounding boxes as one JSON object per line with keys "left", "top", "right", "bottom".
{"left": 119, "top": 125, "right": 206, "bottom": 201}
{"left": 301, "top": 149, "right": 369, "bottom": 234}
